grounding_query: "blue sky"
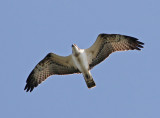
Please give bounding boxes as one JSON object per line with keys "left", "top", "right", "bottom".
{"left": 0, "top": 0, "right": 160, "bottom": 118}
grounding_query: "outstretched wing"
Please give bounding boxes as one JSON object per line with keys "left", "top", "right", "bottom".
{"left": 85, "top": 34, "right": 144, "bottom": 69}
{"left": 24, "top": 53, "right": 80, "bottom": 92}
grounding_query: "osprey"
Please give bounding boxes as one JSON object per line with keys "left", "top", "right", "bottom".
{"left": 24, "top": 34, "right": 144, "bottom": 92}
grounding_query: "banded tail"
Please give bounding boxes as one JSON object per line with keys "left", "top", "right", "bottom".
{"left": 83, "top": 72, "right": 96, "bottom": 88}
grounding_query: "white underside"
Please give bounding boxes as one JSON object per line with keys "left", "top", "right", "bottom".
{"left": 72, "top": 49, "right": 89, "bottom": 73}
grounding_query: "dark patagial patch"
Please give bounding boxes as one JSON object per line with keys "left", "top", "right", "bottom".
{"left": 99, "top": 33, "right": 106, "bottom": 38}
{"left": 46, "top": 53, "right": 54, "bottom": 58}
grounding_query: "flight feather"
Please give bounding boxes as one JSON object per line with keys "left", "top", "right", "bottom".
{"left": 85, "top": 34, "right": 144, "bottom": 69}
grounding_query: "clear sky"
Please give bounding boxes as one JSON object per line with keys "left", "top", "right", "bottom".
{"left": 0, "top": 0, "right": 159, "bottom": 118}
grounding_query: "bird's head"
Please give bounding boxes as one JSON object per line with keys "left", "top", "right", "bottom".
{"left": 72, "top": 44, "right": 80, "bottom": 56}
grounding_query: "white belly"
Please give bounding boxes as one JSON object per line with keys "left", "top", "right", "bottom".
{"left": 72, "top": 50, "right": 89, "bottom": 73}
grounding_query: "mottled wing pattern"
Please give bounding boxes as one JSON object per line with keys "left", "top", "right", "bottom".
{"left": 24, "top": 53, "right": 80, "bottom": 92}
{"left": 86, "top": 34, "right": 144, "bottom": 69}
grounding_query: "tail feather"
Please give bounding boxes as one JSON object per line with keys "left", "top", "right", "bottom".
{"left": 84, "top": 73, "right": 96, "bottom": 88}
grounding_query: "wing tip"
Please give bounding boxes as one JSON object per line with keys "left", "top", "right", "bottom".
{"left": 24, "top": 84, "right": 35, "bottom": 92}
{"left": 125, "top": 35, "right": 144, "bottom": 51}
{"left": 24, "top": 71, "right": 39, "bottom": 92}
{"left": 135, "top": 40, "right": 144, "bottom": 51}
{"left": 99, "top": 33, "right": 145, "bottom": 51}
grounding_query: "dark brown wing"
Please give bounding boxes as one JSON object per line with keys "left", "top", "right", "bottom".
{"left": 85, "top": 34, "right": 144, "bottom": 69}
{"left": 24, "top": 53, "right": 80, "bottom": 92}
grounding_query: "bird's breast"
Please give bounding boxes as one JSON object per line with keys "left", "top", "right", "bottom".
{"left": 72, "top": 51, "right": 89, "bottom": 73}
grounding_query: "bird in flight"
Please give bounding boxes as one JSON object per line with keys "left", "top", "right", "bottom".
{"left": 24, "top": 34, "right": 144, "bottom": 92}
